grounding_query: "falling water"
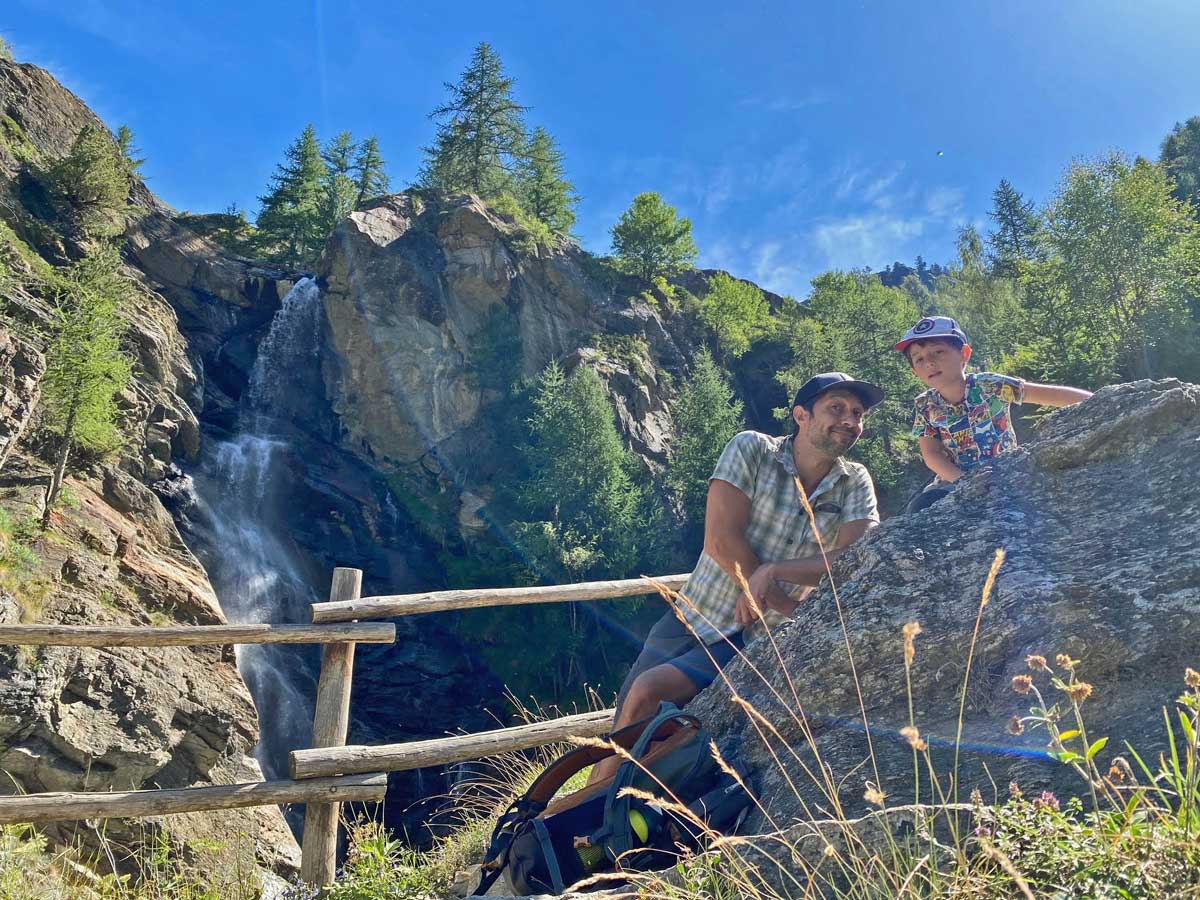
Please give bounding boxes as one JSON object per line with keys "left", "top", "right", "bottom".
{"left": 188, "top": 278, "right": 325, "bottom": 789}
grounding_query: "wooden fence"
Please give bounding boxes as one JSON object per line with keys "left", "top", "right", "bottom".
{"left": 0, "top": 565, "right": 686, "bottom": 890}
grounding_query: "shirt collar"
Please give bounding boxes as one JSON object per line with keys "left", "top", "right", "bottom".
{"left": 776, "top": 435, "right": 850, "bottom": 501}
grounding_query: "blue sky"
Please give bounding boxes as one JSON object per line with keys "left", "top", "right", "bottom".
{"left": 4, "top": 0, "right": 1199, "bottom": 296}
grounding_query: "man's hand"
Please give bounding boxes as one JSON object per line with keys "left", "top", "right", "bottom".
{"left": 734, "top": 564, "right": 773, "bottom": 626}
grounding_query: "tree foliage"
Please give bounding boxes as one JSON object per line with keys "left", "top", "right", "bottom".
{"left": 987, "top": 179, "right": 1041, "bottom": 276}
{"left": 418, "top": 42, "right": 528, "bottom": 198}
{"left": 353, "top": 136, "right": 389, "bottom": 203}
{"left": 254, "top": 124, "right": 327, "bottom": 267}
{"left": 776, "top": 272, "right": 920, "bottom": 489}
{"left": 697, "top": 272, "right": 773, "bottom": 358}
{"left": 44, "top": 124, "right": 130, "bottom": 235}
{"left": 610, "top": 192, "right": 698, "bottom": 282}
{"left": 1161, "top": 117, "right": 1200, "bottom": 210}
{"left": 512, "top": 363, "right": 648, "bottom": 582}
{"left": 932, "top": 226, "right": 1023, "bottom": 367}
{"left": 667, "top": 350, "right": 744, "bottom": 550}
{"left": 319, "top": 130, "right": 360, "bottom": 235}
{"left": 517, "top": 127, "right": 579, "bottom": 234}
{"left": 39, "top": 243, "right": 134, "bottom": 518}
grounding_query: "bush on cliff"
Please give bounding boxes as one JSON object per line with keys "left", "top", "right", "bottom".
{"left": 42, "top": 123, "right": 130, "bottom": 236}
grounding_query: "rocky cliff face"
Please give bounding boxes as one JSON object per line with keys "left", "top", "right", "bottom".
{"left": 689, "top": 379, "right": 1200, "bottom": 843}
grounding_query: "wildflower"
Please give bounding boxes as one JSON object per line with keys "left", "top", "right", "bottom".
{"left": 1064, "top": 681, "right": 1093, "bottom": 703}
{"left": 1025, "top": 654, "right": 1048, "bottom": 671}
{"left": 1006, "top": 715, "right": 1025, "bottom": 736}
{"left": 1055, "top": 653, "right": 1076, "bottom": 670}
{"left": 1008, "top": 781, "right": 1023, "bottom": 800}
{"left": 1032, "top": 791, "right": 1059, "bottom": 812}
{"left": 863, "top": 783, "right": 886, "bottom": 806}
{"left": 1011, "top": 675, "right": 1033, "bottom": 695}
{"left": 969, "top": 788, "right": 983, "bottom": 806}
{"left": 900, "top": 725, "right": 927, "bottom": 751}
{"left": 902, "top": 621, "right": 922, "bottom": 666}
{"left": 974, "top": 824, "right": 992, "bottom": 838}
{"left": 1185, "top": 668, "right": 1200, "bottom": 688}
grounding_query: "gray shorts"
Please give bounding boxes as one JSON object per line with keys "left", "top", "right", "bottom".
{"left": 613, "top": 610, "right": 745, "bottom": 716}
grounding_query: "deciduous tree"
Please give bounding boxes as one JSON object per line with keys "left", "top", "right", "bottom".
{"left": 610, "top": 192, "right": 697, "bottom": 282}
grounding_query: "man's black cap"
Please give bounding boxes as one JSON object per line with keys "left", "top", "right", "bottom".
{"left": 791, "top": 372, "right": 885, "bottom": 411}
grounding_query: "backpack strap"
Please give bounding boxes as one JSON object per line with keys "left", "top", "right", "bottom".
{"left": 591, "top": 702, "right": 700, "bottom": 860}
{"left": 476, "top": 706, "right": 698, "bottom": 893}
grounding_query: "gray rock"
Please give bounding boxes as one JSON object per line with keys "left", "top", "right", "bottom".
{"left": 687, "top": 379, "right": 1200, "bottom": 836}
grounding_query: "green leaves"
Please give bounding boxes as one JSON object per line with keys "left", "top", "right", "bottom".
{"left": 697, "top": 273, "right": 772, "bottom": 359}
{"left": 610, "top": 192, "right": 698, "bottom": 282}
{"left": 43, "top": 123, "right": 130, "bottom": 236}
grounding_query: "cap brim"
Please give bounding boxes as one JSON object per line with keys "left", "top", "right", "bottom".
{"left": 816, "top": 380, "right": 885, "bottom": 410}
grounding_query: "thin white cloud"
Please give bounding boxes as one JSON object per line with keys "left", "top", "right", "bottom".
{"left": 741, "top": 88, "right": 831, "bottom": 113}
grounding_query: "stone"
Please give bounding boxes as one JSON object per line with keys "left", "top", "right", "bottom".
{"left": 0, "top": 326, "right": 44, "bottom": 472}
{"left": 686, "top": 379, "right": 1200, "bottom": 843}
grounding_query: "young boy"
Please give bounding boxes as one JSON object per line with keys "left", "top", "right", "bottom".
{"left": 896, "top": 316, "right": 1093, "bottom": 514}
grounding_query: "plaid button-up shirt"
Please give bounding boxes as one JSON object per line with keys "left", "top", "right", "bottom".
{"left": 680, "top": 430, "right": 880, "bottom": 644}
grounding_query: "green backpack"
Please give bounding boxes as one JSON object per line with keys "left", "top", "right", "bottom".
{"left": 476, "top": 703, "right": 752, "bottom": 895}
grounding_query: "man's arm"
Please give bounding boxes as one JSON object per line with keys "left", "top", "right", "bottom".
{"left": 702, "top": 479, "right": 794, "bottom": 627}
{"left": 918, "top": 435, "right": 964, "bottom": 482}
{"left": 747, "top": 519, "right": 877, "bottom": 607}
{"left": 1022, "top": 382, "right": 1093, "bottom": 408}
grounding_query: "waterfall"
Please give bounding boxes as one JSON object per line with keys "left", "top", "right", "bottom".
{"left": 187, "top": 278, "right": 325, "bottom": 791}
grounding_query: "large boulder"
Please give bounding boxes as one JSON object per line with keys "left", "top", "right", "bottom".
{"left": 690, "top": 379, "right": 1200, "bottom": 834}
{"left": 0, "top": 326, "right": 44, "bottom": 471}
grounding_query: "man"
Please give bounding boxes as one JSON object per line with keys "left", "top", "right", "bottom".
{"left": 588, "top": 372, "right": 883, "bottom": 784}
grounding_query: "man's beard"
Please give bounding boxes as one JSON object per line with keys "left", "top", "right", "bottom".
{"left": 809, "top": 425, "right": 858, "bottom": 457}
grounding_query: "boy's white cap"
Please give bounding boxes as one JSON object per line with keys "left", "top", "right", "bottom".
{"left": 895, "top": 316, "right": 970, "bottom": 353}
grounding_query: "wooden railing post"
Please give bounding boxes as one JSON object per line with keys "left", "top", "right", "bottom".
{"left": 300, "top": 567, "right": 362, "bottom": 889}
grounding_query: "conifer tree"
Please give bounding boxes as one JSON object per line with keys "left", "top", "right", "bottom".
{"left": 517, "top": 127, "right": 578, "bottom": 233}
{"left": 987, "top": 179, "right": 1041, "bottom": 276}
{"left": 254, "top": 124, "right": 326, "bottom": 266}
{"left": 40, "top": 243, "right": 133, "bottom": 523}
{"left": 1161, "top": 116, "right": 1200, "bottom": 210}
{"left": 418, "top": 42, "right": 528, "bottom": 197}
{"left": 319, "top": 130, "right": 359, "bottom": 234}
{"left": 667, "top": 350, "right": 743, "bottom": 548}
{"left": 45, "top": 123, "right": 130, "bottom": 235}
{"left": 115, "top": 125, "right": 145, "bottom": 181}
{"left": 610, "top": 192, "right": 698, "bottom": 282}
{"left": 353, "top": 136, "right": 389, "bottom": 203}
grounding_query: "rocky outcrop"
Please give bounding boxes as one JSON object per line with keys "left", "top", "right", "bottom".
{"left": 689, "top": 379, "right": 1200, "bottom": 840}
{"left": 0, "top": 326, "right": 43, "bottom": 470}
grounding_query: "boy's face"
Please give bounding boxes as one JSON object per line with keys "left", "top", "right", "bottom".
{"left": 907, "top": 339, "right": 968, "bottom": 392}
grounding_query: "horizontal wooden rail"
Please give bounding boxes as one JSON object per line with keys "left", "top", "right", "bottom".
{"left": 0, "top": 622, "right": 395, "bottom": 648}
{"left": 0, "top": 773, "right": 388, "bottom": 825}
{"left": 311, "top": 573, "right": 690, "bottom": 623}
{"left": 291, "top": 708, "right": 616, "bottom": 779}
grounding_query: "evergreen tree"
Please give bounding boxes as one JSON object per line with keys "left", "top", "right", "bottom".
{"left": 319, "top": 130, "right": 359, "bottom": 234}
{"left": 610, "top": 192, "right": 698, "bottom": 282}
{"left": 987, "top": 179, "right": 1041, "bottom": 276}
{"left": 697, "top": 272, "right": 773, "bottom": 358}
{"left": 39, "top": 243, "right": 134, "bottom": 523}
{"left": 44, "top": 123, "right": 130, "bottom": 235}
{"left": 353, "top": 136, "right": 389, "bottom": 203}
{"left": 418, "top": 42, "right": 528, "bottom": 197}
{"left": 667, "top": 350, "right": 744, "bottom": 549}
{"left": 254, "top": 124, "right": 326, "bottom": 266}
{"left": 1161, "top": 117, "right": 1200, "bottom": 210}
{"left": 517, "top": 127, "right": 578, "bottom": 233}
{"left": 0, "top": 35, "right": 13, "bottom": 62}
{"left": 513, "top": 362, "right": 645, "bottom": 582}
{"left": 115, "top": 125, "right": 145, "bottom": 181}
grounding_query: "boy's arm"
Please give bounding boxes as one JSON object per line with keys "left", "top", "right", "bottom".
{"left": 919, "top": 435, "right": 964, "bottom": 482}
{"left": 1022, "top": 382, "right": 1093, "bottom": 408}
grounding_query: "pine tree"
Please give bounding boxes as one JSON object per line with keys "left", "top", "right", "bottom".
{"left": 418, "top": 42, "right": 528, "bottom": 197}
{"left": 254, "top": 124, "right": 326, "bottom": 266}
{"left": 610, "top": 192, "right": 698, "bottom": 282}
{"left": 1161, "top": 117, "right": 1200, "bottom": 210}
{"left": 319, "top": 130, "right": 359, "bottom": 234}
{"left": 517, "top": 127, "right": 578, "bottom": 233}
{"left": 44, "top": 123, "right": 130, "bottom": 235}
{"left": 40, "top": 243, "right": 134, "bottom": 524}
{"left": 987, "top": 179, "right": 1041, "bottom": 276}
{"left": 115, "top": 125, "right": 145, "bottom": 180}
{"left": 353, "top": 136, "right": 389, "bottom": 203}
{"left": 667, "top": 350, "right": 744, "bottom": 549}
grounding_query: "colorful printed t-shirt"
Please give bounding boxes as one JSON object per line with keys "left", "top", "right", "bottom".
{"left": 910, "top": 372, "right": 1026, "bottom": 470}
{"left": 680, "top": 431, "right": 879, "bottom": 644}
